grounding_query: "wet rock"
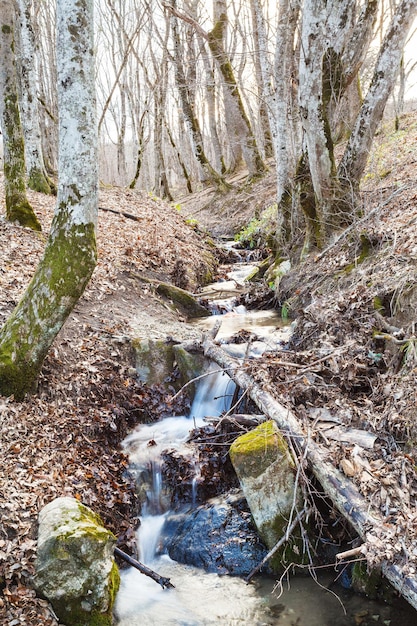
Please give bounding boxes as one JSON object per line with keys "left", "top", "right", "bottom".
{"left": 156, "top": 282, "right": 211, "bottom": 318}
{"left": 160, "top": 492, "right": 269, "bottom": 576}
{"left": 173, "top": 345, "right": 206, "bottom": 400}
{"left": 133, "top": 338, "right": 175, "bottom": 388}
{"left": 229, "top": 420, "right": 304, "bottom": 570}
{"left": 34, "top": 497, "right": 119, "bottom": 626}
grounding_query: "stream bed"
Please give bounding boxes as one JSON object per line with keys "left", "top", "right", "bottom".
{"left": 115, "top": 259, "right": 417, "bottom": 625}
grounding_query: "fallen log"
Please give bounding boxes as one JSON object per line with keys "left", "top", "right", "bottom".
{"left": 202, "top": 337, "right": 417, "bottom": 611}
{"left": 114, "top": 547, "right": 175, "bottom": 589}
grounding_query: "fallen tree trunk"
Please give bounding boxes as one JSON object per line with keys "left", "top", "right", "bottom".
{"left": 202, "top": 337, "right": 417, "bottom": 611}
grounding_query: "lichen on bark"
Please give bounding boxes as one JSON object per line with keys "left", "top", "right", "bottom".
{"left": 0, "top": 216, "right": 96, "bottom": 399}
{"left": 0, "top": 0, "right": 98, "bottom": 399}
{"left": 0, "top": 0, "right": 42, "bottom": 231}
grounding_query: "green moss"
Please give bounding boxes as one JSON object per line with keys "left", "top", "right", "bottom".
{"left": 351, "top": 562, "right": 394, "bottom": 602}
{"left": 339, "top": 233, "right": 373, "bottom": 275}
{"left": 2, "top": 57, "right": 42, "bottom": 230}
{"left": 295, "top": 153, "right": 324, "bottom": 253}
{"left": 36, "top": 500, "right": 119, "bottom": 626}
{"left": 373, "top": 296, "right": 384, "bottom": 312}
{"left": 0, "top": 213, "right": 96, "bottom": 399}
{"left": 229, "top": 420, "right": 294, "bottom": 479}
{"left": 27, "top": 166, "right": 55, "bottom": 195}
{"left": 156, "top": 282, "right": 210, "bottom": 318}
{"left": 5, "top": 193, "right": 42, "bottom": 230}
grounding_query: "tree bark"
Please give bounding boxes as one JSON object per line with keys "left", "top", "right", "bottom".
{"left": 298, "top": 0, "right": 334, "bottom": 247}
{"left": 15, "top": 0, "right": 55, "bottom": 194}
{"left": 0, "top": 0, "right": 41, "bottom": 230}
{"left": 274, "top": 0, "right": 300, "bottom": 243}
{"left": 169, "top": 0, "right": 228, "bottom": 191}
{"left": 0, "top": 0, "right": 97, "bottom": 399}
{"left": 339, "top": 0, "right": 417, "bottom": 188}
{"left": 208, "top": 2, "right": 266, "bottom": 179}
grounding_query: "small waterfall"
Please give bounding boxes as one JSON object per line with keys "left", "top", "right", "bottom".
{"left": 115, "top": 364, "right": 277, "bottom": 626}
{"left": 137, "top": 514, "right": 166, "bottom": 565}
{"left": 122, "top": 366, "right": 235, "bottom": 567}
{"left": 115, "top": 258, "right": 416, "bottom": 626}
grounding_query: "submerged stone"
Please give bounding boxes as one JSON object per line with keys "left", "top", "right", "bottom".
{"left": 34, "top": 497, "right": 119, "bottom": 626}
{"left": 160, "top": 493, "right": 269, "bottom": 576}
{"left": 229, "top": 420, "right": 304, "bottom": 570}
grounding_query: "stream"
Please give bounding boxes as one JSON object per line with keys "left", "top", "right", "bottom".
{"left": 115, "top": 260, "right": 416, "bottom": 626}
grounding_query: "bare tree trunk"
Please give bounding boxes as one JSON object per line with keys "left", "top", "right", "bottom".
{"left": 299, "top": 0, "right": 334, "bottom": 248}
{"left": 0, "top": 0, "right": 97, "bottom": 399}
{"left": 208, "top": 1, "right": 266, "bottom": 179}
{"left": 34, "top": 0, "right": 58, "bottom": 174}
{"left": 0, "top": 0, "right": 41, "bottom": 230}
{"left": 197, "top": 33, "right": 226, "bottom": 175}
{"left": 249, "top": 0, "right": 273, "bottom": 158}
{"left": 15, "top": 0, "right": 55, "bottom": 194}
{"left": 339, "top": 0, "right": 417, "bottom": 190}
{"left": 274, "top": 0, "right": 300, "bottom": 243}
{"left": 169, "top": 0, "right": 228, "bottom": 191}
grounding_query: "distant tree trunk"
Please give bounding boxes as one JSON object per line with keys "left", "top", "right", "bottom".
{"left": 15, "top": 0, "right": 55, "bottom": 194}
{"left": 274, "top": 0, "right": 300, "bottom": 243}
{"left": 152, "top": 21, "right": 173, "bottom": 201}
{"left": 339, "top": 0, "right": 417, "bottom": 192}
{"left": 0, "top": 0, "right": 41, "bottom": 230}
{"left": 0, "top": 0, "right": 97, "bottom": 400}
{"left": 249, "top": 0, "right": 273, "bottom": 159}
{"left": 169, "top": 0, "right": 228, "bottom": 191}
{"left": 208, "top": 1, "right": 266, "bottom": 179}
{"left": 197, "top": 33, "right": 226, "bottom": 175}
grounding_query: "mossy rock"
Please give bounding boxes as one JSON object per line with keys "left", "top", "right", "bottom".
{"left": 156, "top": 282, "right": 210, "bottom": 318}
{"left": 173, "top": 346, "right": 205, "bottom": 400}
{"left": 133, "top": 338, "right": 175, "bottom": 387}
{"left": 34, "top": 497, "right": 119, "bottom": 626}
{"left": 351, "top": 562, "right": 395, "bottom": 603}
{"left": 264, "top": 259, "right": 291, "bottom": 290}
{"left": 229, "top": 421, "right": 305, "bottom": 570}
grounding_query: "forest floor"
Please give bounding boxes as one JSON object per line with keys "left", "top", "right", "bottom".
{"left": 1, "top": 109, "right": 417, "bottom": 623}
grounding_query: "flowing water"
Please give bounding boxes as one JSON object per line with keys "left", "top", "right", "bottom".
{"left": 115, "top": 261, "right": 417, "bottom": 625}
{"left": 115, "top": 370, "right": 417, "bottom": 626}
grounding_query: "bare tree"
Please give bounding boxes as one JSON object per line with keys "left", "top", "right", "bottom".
{"left": 15, "top": 0, "right": 55, "bottom": 194}
{"left": 0, "top": 0, "right": 98, "bottom": 399}
{"left": 296, "top": 0, "right": 417, "bottom": 251}
{"left": 0, "top": 0, "right": 41, "bottom": 230}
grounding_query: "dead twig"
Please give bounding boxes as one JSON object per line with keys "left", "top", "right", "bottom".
{"left": 114, "top": 547, "right": 174, "bottom": 589}
{"left": 245, "top": 508, "right": 307, "bottom": 583}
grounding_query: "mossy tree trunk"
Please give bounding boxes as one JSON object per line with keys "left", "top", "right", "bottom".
{"left": 296, "top": 0, "right": 415, "bottom": 251}
{"left": 0, "top": 0, "right": 97, "bottom": 400}
{"left": 0, "top": 0, "right": 41, "bottom": 230}
{"left": 15, "top": 0, "right": 55, "bottom": 195}
{"left": 207, "top": 2, "right": 266, "bottom": 180}
{"left": 169, "top": 0, "right": 229, "bottom": 192}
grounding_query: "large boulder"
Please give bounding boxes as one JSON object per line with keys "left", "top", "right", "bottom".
{"left": 229, "top": 420, "right": 304, "bottom": 570}
{"left": 160, "top": 492, "right": 269, "bottom": 576}
{"left": 33, "top": 497, "right": 119, "bottom": 626}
